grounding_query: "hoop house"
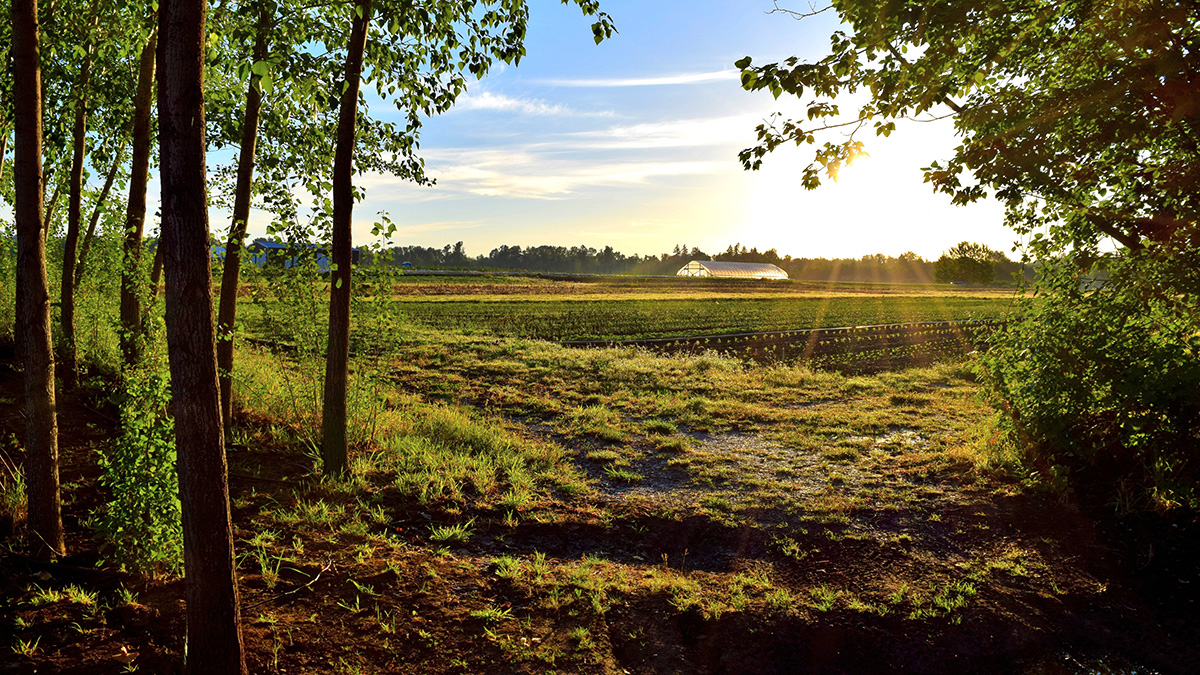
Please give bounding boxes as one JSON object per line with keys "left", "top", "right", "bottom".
{"left": 676, "top": 260, "right": 788, "bottom": 280}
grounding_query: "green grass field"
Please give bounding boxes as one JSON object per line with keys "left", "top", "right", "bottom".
{"left": 393, "top": 295, "right": 1016, "bottom": 341}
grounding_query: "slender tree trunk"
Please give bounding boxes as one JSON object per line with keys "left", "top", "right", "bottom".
{"left": 216, "top": 4, "right": 271, "bottom": 443}
{"left": 43, "top": 178, "right": 62, "bottom": 233}
{"left": 0, "top": 128, "right": 8, "bottom": 183}
{"left": 157, "top": 0, "right": 247, "bottom": 671}
{"left": 149, "top": 240, "right": 164, "bottom": 294}
{"left": 60, "top": 6, "right": 99, "bottom": 390}
{"left": 322, "top": 0, "right": 373, "bottom": 479}
{"left": 75, "top": 148, "right": 124, "bottom": 284}
{"left": 13, "top": 0, "right": 65, "bottom": 561}
{"left": 120, "top": 29, "right": 158, "bottom": 366}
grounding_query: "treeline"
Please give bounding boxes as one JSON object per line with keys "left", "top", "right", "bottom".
{"left": 377, "top": 241, "right": 1029, "bottom": 284}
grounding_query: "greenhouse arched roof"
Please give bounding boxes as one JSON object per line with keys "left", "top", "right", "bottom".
{"left": 675, "top": 260, "right": 789, "bottom": 280}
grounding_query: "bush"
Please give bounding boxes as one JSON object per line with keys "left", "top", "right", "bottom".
{"left": 97, "top": 355, "right": 183, "bottom": 574}
{"left": 982, "top": 246, "right": 1200, "bottom": 512}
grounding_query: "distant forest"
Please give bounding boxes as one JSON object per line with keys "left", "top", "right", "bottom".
{"left": 373, "top": 242, "right": 1029, "bottom": 284}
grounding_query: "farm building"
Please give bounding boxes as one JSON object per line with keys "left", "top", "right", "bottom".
{"left": 676, "top": 260, "right": 789, "bottom": 280}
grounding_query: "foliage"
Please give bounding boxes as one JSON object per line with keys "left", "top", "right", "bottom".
{"left": 97, "top": 353, "right": 183, "bottom": 574}
{"left": 982, "top": 246, "right": 1200, "bottom": 511}
{"left": 736, "top": 1, "right": 1198, "bottom": 239}
{"left": 934, "top": 241, "right": 1006, "bottom": 285}
{"left": 739, "top": 2, "right": 1199, "bottom": 509}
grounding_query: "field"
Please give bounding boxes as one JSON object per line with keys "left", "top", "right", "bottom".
{"left": 380, "top": 275, "right": 1017, "bottom": 341}
{"left": 2, "top": 275, "right": 1196, "bottom": 675}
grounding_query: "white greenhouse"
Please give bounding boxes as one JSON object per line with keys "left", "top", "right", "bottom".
{"left": 675, "top": 260, "right": 789, "bottom": 280}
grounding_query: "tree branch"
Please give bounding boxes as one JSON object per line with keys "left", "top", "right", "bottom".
{"left": 768, "top": 2, "right": 833, "bottom": 20}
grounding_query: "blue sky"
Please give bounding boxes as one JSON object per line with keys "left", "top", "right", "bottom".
{"left": 333, "top": 0, "right": 1018, "bottom": 261}
{"left": 2, "top": 1, "right": 1020, "bottom": 262}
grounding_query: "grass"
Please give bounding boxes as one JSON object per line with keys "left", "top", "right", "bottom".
{"left": 0, "top": 448, "right": 26, "bottom": 531}
{"left": 429, "top": 520, "right": 475, "bottom": 545}
{"left": 5, "top": 273, "right": 1112, "bottom": 674}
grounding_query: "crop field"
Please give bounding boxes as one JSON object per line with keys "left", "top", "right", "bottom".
{"left": 393, "top": 293, "right": 1017, "bottom": 341}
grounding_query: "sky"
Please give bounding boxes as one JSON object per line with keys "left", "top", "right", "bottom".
{"left": 5, "top": 1, "right": 1021, "bottom": 262}
{"left": 327, "top": 0, "right": 1019, "bottom": 262}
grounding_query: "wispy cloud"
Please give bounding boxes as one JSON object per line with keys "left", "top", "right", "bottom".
{"left": 419, "top": 147, "right": 722, "bottom": 199}
{"left": 539, "top": 70, "right": 739, "bottom": 87}
{"left": 454, "top": 91, "right": 614, "bottom": 117}
{"left": 565, "top": 113, "right": 763, "bottom": 150}
{"left": 393, "top": 219, "right": 486, "bottom": 233}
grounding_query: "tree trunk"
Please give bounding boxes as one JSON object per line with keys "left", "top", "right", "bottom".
{"left": 120, "top": 29, "right": 158, "bottom": 367}
{"left": 75, "top": 148, "right": 124, "bottom": 284}
{"left": 60, "top": 6, "right": 99, "bottom": 390}
{"left": 149, "top": 239, "right": 164, "bottom": 299}
{"left": 13, "top": 0, "right": 65, "bottom": 561}
{"left": 157, "top": 0, "right": 248, "bottom": 671}
{"left": 216, "top": 4, "right": 271, "bottom": 443}
{"left": 43, "top": 178, "right": 62, "bottom": 233}
{"left": 321, "top": 0, "right": 373, "bottom": 479}
{"left": 0, "top": 128, "right": 8, "bottom": 184}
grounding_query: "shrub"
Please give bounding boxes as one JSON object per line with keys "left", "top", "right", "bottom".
{"left": 982, "top": 247, "right": 1200, "bottom": 512}
{"left": 97, "top": 356, "right": 183, "bottom": 574}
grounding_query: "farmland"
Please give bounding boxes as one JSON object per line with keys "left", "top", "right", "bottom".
{"left": 395, "top": 294, "right": 1013, "bottom": 341}
{"left": 251, "top": 273, "right": 1019, "bottom": 342}
{"left": 5, "top": 274, "right": 1196, "bottom": 675}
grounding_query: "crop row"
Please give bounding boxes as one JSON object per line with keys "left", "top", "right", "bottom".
{"left": 398, "top": 296, "right": 1015, "bottom": 341}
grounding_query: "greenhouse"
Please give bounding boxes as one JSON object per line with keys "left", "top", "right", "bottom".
{"left": 676, "top": 260, "right": 789, "bottom": 280}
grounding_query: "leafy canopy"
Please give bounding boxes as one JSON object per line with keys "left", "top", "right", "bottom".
{"left": 737, "top": 0, "right": 1198, "bottom": 255}
{"left": 738, "top": 1, "right": 1199, "bottom": 510}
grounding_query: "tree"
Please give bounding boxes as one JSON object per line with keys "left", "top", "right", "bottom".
{"left": 317, "top": 0, "right": 615, "bottom": 477}
{"left": 13, "top": 0, "right": 66, "bottom": 560}
{"left": 47, "top": 0, "right": 144, "bottom": 385}
{"left": 934, "top": 241, "right": 997, "bottom": 285}
{"left": 57, "top": 0, "right": 101, "bottom": 389}
{"left": 320, "top": 0, "right": 373, "bottom": 478}
{"left": 212, "top": 0, "right": 271, "bottom": 442}
{"left": 738, "top": 1, "right": 1199, "bottom": 508}
{"left": 119, "top": 24, "right": 157, "bottom": 367}
{"left": 157, "top": 0, "right": 248, "bottom": 668}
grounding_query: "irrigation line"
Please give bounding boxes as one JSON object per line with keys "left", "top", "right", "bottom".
{"left": 558, "top": 318, "right": 1008, "bottom": 347}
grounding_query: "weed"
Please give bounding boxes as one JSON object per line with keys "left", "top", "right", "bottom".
{"left": 492, "top": 556, "right": 523, "bottom": 580}
{"left": 12, "top": 637, "right": 39, "bottom": 657}
{"left": 29, "top": 586, "right": 65, "bottom": 606}
{"left": 585, "top": 449, "right": 620, "bottom": 463}
{"left": 652, "top": 435, "right": 690, "bottom": 453}
{"left": 470, "top": 605, "right": 514, "bottom": 623}
{"left": 0, "top": 445, "right": 26, "bottom": 531}
{"left": 809, "top": 585, "right": 840, "bottom": 612}
{"left": 602, "top": 466, "right": 642, "bottom": 483}
{"left": 430, "top": 519, "right": 474, "bottom": 545}
{"left": 63, "top": 585, "right": 98, "bottom": 606}
{"left": 766, "top": 588, "right": 795, "bottom": 611}
{"left": 643, "top": 418, "right": 678, "bottom": 435}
